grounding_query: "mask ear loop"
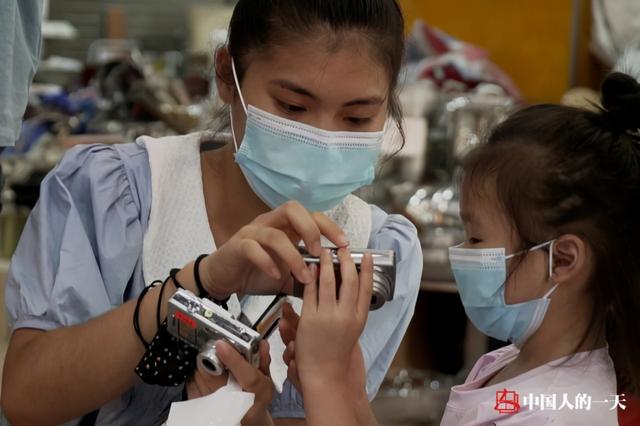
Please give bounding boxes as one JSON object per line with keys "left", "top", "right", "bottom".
{"left": 516, "top": 240, "right": 558, "bottom": 298}
{"left": 544, "top": 240, "right": 559, "bottom": 298}
{"left": 230, "top": 59, "right": 248, "bottom": 153}
{"left": 231, "top": 59, "right": 248, "bottom": 115}
{"left": 229, "top": 109, "right": 239, "bottom": 153}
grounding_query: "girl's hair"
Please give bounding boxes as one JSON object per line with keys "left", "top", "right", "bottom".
{"left": 462, "top": 70, "right": 640, "bottom": 394}
{"left": 215, "top": 0, "right": 406, "bottom": 145}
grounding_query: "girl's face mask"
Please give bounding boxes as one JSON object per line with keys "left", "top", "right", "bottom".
{"left": 229, "top": 59, "right": 384, "bottom": 212}
{"left": 448, "top": 241, "right": 558, "bottom": 347}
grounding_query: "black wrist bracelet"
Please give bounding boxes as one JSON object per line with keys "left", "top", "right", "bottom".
{"left": 193, "top": 254, "right": 209, "bottom": 297}
{"left": 133, "top": 280, "right": 162, "bottom": 349}
{"left": 168, "top": 268, "right": 185, "bottom": 290}
{"left": 194, "top": 254, "right": 230, "bottom": 308}
{"left": 156, "top": 275, "right": 172, "bottom": 329}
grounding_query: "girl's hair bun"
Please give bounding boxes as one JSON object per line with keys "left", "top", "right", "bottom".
{"left": 601, "top": 71, "right": 640, "bottom": 134}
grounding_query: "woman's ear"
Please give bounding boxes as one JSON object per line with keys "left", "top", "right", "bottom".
{"left": 551, "top": 235, "right": 588, "bottom": 287}
{"left": 214, "top": 47, "right": 235, "bottom": 104}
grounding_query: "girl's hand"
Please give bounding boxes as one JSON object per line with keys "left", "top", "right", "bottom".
{"left": 199, "top": 201, "right": 349, "bottom": 298}
{"left": 186, "top": 340, "right": 275, "bottom": 426}
{"left": 293, "top": 248, "right": 373, "bottom": 396}
{"left": 280, "top": 304, "right": 368, "bottom": 405}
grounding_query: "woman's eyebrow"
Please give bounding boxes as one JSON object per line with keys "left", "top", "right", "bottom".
{"left": 270, "top": 79, "right": 384, "bottom": 107}
{"left": 270, "top": 79, "right": 318, "bottom": 100}
{"left": 343, "top": 96, "right": 385, "bottom": 107}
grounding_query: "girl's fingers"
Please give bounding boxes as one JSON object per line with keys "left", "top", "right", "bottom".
{"left": 283, "top": 341, "right": 295, "bottom": 366}
{"left": 287, "top": 359, "right": 302, "bottom": 394}
{"left": 283, "top": 302, "right": 300, "bottom": 327}
{"left": 259, "top": 340, "right": 271, "bottom": 378}
{"left": 279, "top": 303, "right": 300, "bottom": 346}
{"left": 301, "top": 264, "right": 318, "bottom": 313}
{"left": 278, "top": 319, "right": 295, "bottom": 347}
{"left": 318, "top": 249, "right": 337, "bottom": 307}
{"left": 337, "top": 248, "right": 358, "bottom": 308}
{"left": 357, "top": 252, "right": 374, "bottom": 320}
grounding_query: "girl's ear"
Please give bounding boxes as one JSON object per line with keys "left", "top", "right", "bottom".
{"left": 551, "top": 235, "right": 588, "bottom": 286}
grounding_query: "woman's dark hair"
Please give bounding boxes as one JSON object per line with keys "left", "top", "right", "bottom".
{"left": 216, "top": 0, "right": 406, "bottom": 145}
{"left": 462, "top": 71, "right": 640, "bottom": 394}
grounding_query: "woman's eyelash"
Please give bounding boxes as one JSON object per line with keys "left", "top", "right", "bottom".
{"left": 469, "top": 238, "right": 482, "bottom": 244}
{"left": 277, "top": 100, "right": 306, "bottom": 113}
{"left": 346, "top": 117, "right": 372, "bottom": 125}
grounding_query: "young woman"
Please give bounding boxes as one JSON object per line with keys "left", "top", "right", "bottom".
{"left": 284, "top": 69, "right": 640, "bottom": 425}
{"left": 0, "top": 1, "right": 422, "bottom": 425}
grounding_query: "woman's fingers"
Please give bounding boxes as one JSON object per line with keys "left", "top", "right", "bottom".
{"left": 249, "top": 226, "right": 313, "bottom": 285}
{"left": 238, "top": 239, "right": 282, "bottom": 280}
{"left": 215, "top": 341, "right": 267, "bottom": 393}
{"left": 254, "top": 202, "right": 322, "bottom": 255}
{"left": 311, "top": 211, "right": 350, "bottom": 249}
{"left": 256, "top": 201, "right": 349, "bottom": 255}
{"left": 337, "top": 247, "right": 358, "bottom": 308}
{"left": 318, "top": 249, "right": 337, "bottom": 307}
{"left": 357, "top": 252, "right": 374, "bottom": 320}
{"left": 192, "top": 365, "right": 228, "bottom": 396}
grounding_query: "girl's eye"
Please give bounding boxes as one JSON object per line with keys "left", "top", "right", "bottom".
{"left": 469, "top": 238, "right": 482, "bottom": 244}
{"left": 278, "top": 101, "right": 306, "bottom": 113}
{"left": 345, "top": 117, "right": 371, "bottom": 125}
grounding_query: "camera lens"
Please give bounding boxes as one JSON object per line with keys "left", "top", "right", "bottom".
{"left": 202, "top": 359, "right": 217, "bottom": 373}
{"left": 198, "top": 340, "right": 224, "bottom": 376}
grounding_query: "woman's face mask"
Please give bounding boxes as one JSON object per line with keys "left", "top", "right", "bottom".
{"left": 229, "top": 59, "right": 385, "bottom": 212}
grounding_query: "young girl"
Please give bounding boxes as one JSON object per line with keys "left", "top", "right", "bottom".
{"left": 283, "top": 69, "right": 640, "bottom": 425}
{"left": 1, "top": 1, "right": 422, "bottom": 425}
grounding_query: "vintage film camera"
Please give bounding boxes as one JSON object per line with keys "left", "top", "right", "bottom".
{"left": 293, "top": 247, "right": 396, "bottom": 310}
{"left": 167, "top": 289, "right": 265, "bottom": 376}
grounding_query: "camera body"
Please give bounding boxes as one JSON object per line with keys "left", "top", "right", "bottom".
{"left": 167, "top": 289, "right": 262, "bottom": 376}
{"left": 294, "top": 247, "right": 396, "bottom": 310}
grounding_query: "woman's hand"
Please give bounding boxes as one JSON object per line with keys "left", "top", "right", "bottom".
{"left": 186, "top": 340, "right": 275, "bottom": 426}
{"left": 199, "top": 201, "right": 349, "bottom": 298}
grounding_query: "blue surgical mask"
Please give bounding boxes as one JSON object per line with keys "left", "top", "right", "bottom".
{"left": 448, "top": 241, "right": 558, "bottom": 347}
{"left": 229, "top": 60, "right": 383, "bottom": 212}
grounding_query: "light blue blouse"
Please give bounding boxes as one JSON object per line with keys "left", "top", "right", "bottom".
{"left": 5, "top": 139, "right": 422, "bottom": 425}
{"left": 0, "top": 0, "right": 42, "bottom": 147}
